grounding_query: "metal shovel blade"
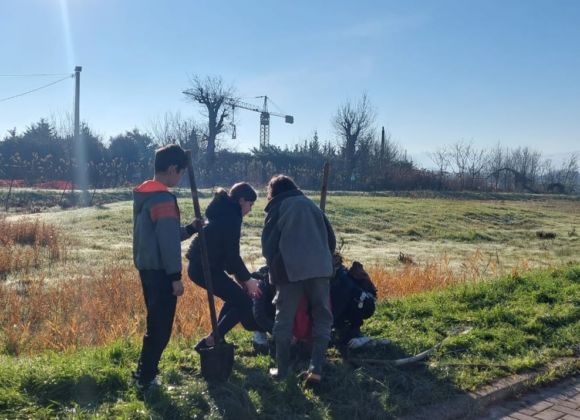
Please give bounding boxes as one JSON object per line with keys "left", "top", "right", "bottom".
{"left": 196, "top": 342, "right": 235, "bottom": 382}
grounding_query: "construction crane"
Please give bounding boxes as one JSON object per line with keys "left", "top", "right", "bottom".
{"left": 225, "top": 96, "right": 293, "bottom": 148}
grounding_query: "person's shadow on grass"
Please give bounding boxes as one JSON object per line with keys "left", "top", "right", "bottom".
{"left": 318, "top": 340, "right": 472, "bottom": 419}
{"left": 204, "top": 361, "right": 325, "bottom": 420}
{"left": 143, "top": 340, "right": 473, "bottom": 419}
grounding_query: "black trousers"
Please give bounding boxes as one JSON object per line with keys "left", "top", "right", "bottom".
{"left": 188, "top": 265, "right": 259, "bottom": 339}
{"left": 137, "top": 270, "right": 177, "bottom": 382}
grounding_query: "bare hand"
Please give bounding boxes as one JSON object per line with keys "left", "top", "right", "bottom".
{"left": 245, "top": 278, "right": 262, "bottom": 299}
{"left": 172, "top": 280, "right": 184, "bottom": 297}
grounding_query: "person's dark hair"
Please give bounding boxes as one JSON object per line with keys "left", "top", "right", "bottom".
{"left": 214, "top": 182, "right": 257, "bottom": 202}
{"left": 154, "top": 144, "right": 188, "bottom": 173}
{"left": 267, "top": 175, "right": 298, "bottom": 200}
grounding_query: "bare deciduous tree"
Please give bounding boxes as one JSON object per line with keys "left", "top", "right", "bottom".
{"left": 509, "top": 147, "right": 542, "bottom": 190}
{"left": 429, "top": 146, "right": 450, "bottom": 190}
{"left": 449, "top": 140, "right": 471, "bottom": 189}
{"left": 561, "top": 153, "right": 579, "bottom": 192}
{"left": 486, "top": 143, "right": 506, "bottom": 190}
{"left": 332, "top": 94, "right": 376, "bottom": 176}
{"left": 183, "top": 75, "right": 234, "bottom": 167}
{"left": 49, "top": 111, "right": 74, "bottom": 139}
{"left": 543, "top": 153, "right": 579, "bottom": 193}
{"left": 466, "top": 145, "right": 486, "bottom": 189}
{"left": 149, "top": 111, "right": 206, "bottom": 158}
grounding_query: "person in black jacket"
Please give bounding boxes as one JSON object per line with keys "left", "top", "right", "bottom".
{"left": 187, "top": 182, "right": 262, "bottom": 350}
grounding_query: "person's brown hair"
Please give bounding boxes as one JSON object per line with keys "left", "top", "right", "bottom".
{"left": 215, "top": 182, "right": 257, "bottom": 202}
{"left": 266, "top": 175, "right": 298, "bottom": 201}
{"left": 154, "top": 144, "right": 187, "bottom": 173}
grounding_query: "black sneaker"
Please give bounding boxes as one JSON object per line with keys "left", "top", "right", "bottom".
{"left": 194, "top": 338, "right": 212, "bottom": 352}
{"left": 132, "top": 371, "right": 161, "bottom": 392}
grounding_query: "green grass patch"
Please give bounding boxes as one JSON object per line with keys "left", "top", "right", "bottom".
{"left": 1, "top": 264, "right": 578, "bottom": 418}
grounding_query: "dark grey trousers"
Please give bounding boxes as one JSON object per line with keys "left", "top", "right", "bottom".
{"left": 272, "top": 277, "right": 333, "bottom": 375}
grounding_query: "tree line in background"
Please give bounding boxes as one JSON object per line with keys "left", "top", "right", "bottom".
{"left": 0, "top": 75, "right": 578, "bottom": 194}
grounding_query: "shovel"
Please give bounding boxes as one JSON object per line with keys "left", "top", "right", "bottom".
{"left": 185, "top": 151, "right": 234, "bottom": 382}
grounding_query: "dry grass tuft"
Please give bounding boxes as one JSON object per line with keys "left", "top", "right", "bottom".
{"left": 0, "top": 216, "right": 65, "bottom": 278}
{"left": 370, "top": 249, "right": 530, "bottom": 299}
{"left": 0, "top": 216, "right": 214, "bottom": 355}
{"left": 0, "top": 266, "right": 213, "bottom": 355}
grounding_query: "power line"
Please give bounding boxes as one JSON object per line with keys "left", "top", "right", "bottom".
{"left": 0, "top": 75, "right": 73, "bottom": 103}
{"left": 0, "top": 73, "right": 71, "bottom": 77}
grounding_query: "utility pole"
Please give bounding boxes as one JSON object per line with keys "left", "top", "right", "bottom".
{"left": 73, "top": 66, "right": 88, "bottom": 206}
{"left": 380, "top": 126, "right": 386, "bottom": 163}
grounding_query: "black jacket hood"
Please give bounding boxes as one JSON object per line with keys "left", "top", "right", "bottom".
{"left": 187, "top": 191, "right": 251, "bottom": 282}
{"left": 206, "top": 193, "right": 242, "bottom": 222}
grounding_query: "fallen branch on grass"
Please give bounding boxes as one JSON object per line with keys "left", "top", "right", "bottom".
{"left": 341, "top": 327, "right": 473, "bottom": 367}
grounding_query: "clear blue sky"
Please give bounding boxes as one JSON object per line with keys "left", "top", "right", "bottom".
{"left": 1, "top": 0, "right": 579, "bottom": 166}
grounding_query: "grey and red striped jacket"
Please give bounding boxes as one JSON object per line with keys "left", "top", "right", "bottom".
{"left": 132, "top": 180, "right": 195, "bottom": 282}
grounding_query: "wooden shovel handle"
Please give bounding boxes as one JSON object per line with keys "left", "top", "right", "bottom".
{"left": 185, "top": 151, "right": 220, "bottom": 340}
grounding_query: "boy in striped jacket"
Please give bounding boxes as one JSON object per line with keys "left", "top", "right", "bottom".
{"left": 132, "top": 144, "right": 196, "bottom": 391}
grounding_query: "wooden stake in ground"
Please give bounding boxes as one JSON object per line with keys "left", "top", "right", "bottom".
{"left": 4, "top": 178, "right": 14, "bottom": 212}
{"left": 58, "top": 181, "right": 68, "bottom": 207}
{"left": 320, "top": 161, "right": 330, "bottom": 213}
